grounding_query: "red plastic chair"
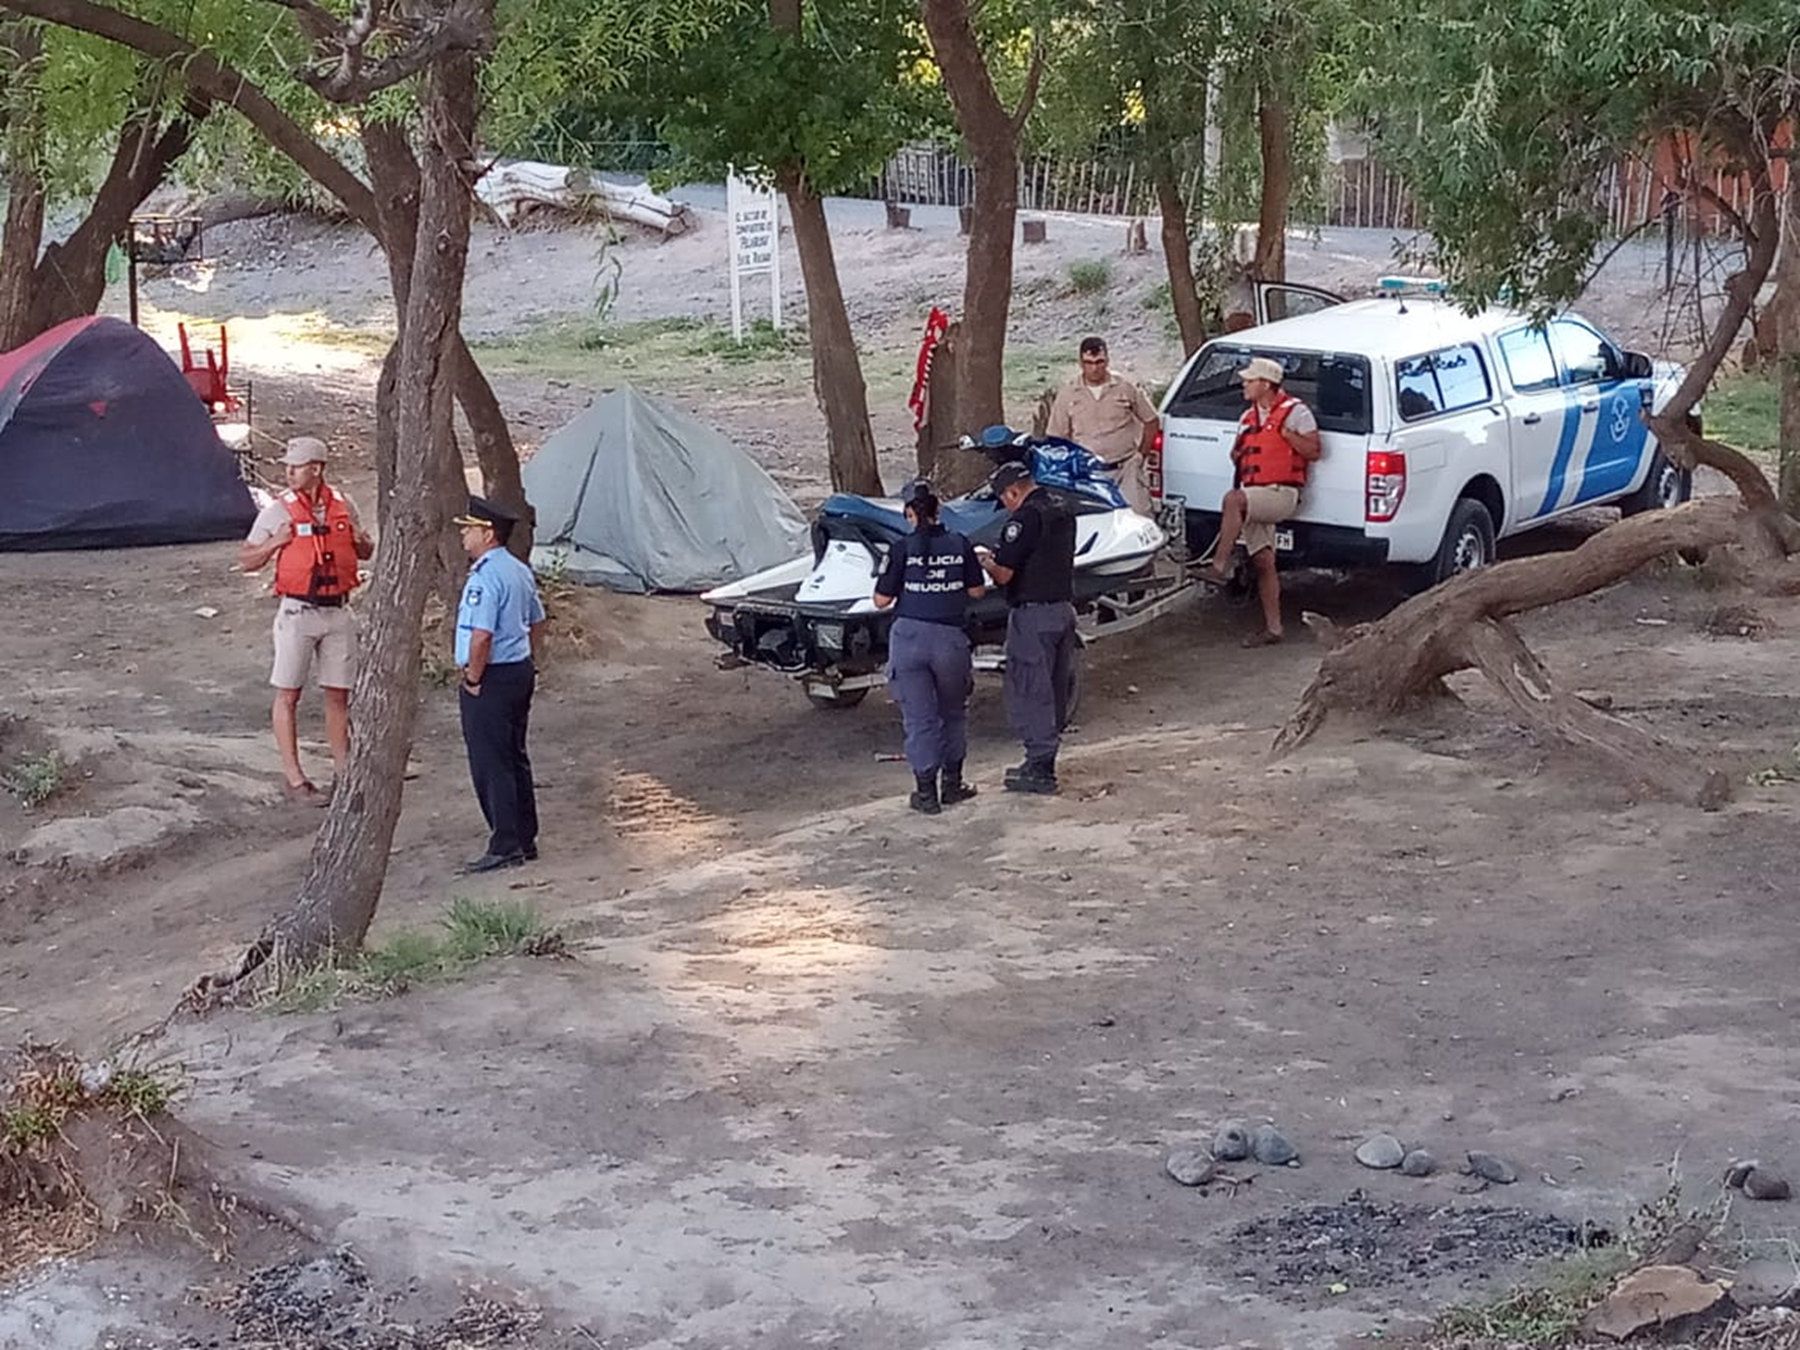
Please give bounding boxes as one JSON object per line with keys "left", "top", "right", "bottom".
{"left": 177, "top": 322, "right": 241, "bottom": 415}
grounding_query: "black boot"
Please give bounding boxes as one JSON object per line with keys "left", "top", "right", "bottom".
{"left": 1004, "top": 756, "right": 1058, "bottom": 795}
{"left": 940, "top": 761, "right": 977, "bottom": 805}
{"left": 909, "top": 771, "right": 942, "bottom": 815}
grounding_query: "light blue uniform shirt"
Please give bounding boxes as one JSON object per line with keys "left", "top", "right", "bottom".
{"left": 455, "top": 547, "right": 545, "bottom": 666}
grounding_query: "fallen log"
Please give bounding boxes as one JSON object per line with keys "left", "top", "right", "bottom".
{"left": 473, "top": 160, "right": 692, "bottom": 235}
{"left": 1275, "top": 497, "right": 1748, "bottom": 809}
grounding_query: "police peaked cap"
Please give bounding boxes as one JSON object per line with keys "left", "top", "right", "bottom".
{"left": 987, "top": 461, "right": 1035, "bottom": 495}
{"left": 453, "top": 495, "right": 516, "bottom": 529}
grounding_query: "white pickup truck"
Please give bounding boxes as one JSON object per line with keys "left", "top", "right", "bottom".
{"left": 1151, "top": 283, "right": 1693, "bottom": 589}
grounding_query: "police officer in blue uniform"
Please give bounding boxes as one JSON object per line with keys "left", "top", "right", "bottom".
{"left": 454, "top": 496, "right": 546, "bottom": 873}
{"left": 976, "top": 462, "right": 1078, "bottom": 795}
{"left": 873, "top": 481, "right": 986, "bottom": 814}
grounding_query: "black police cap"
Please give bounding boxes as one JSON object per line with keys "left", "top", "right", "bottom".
{"left": 453, "top": 495, "right": 516, "bottom": 529}
{"left": 987, "top": 461, "right": 1034, "bottom": 495}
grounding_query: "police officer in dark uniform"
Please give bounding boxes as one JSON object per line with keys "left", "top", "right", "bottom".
{"left": 454, "top": 496, "right": 547, "bottom": 873}
{"left": 976, "top": 462, "right": 1078, "bottom": 795}
{"left": 873, "top": 481, "right": 986, "bottom": 814}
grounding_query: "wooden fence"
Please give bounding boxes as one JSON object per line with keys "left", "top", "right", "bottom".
{"left": 866, "top": 141, "right": 1763, "bottom": 237}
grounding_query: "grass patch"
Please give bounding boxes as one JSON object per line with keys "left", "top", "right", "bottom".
{"left": 268, "top": 899, "right": 556, "bottom": 1012}
{"left": 1, "top": 1049, "right": 183, "bottom": 1159}
{"left": 686, "top": 317, "right": 806, "bottom": 362}
{"left": 3, "top": 750, "right": 68, "bottom": 809}
{"left": 1068, "top": 258, "right": 1114, "bottom": 294}
{"left": 471, "top": 314, "right": 805, "bottom": 383}
{"left": 1435, "top": 1247, "right": 1630, "bottom": 1347}
{"left": 444, "top": 896, "right": 541, "bottom": 959}
{"left": 1706, "top": 371, "right": 1779, "bottom": 465}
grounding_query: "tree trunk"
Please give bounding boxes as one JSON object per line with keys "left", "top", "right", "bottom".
{"left": 363, "top": 117, "right": 528, "bottom": 559}
{"left": 1140, "top": 47, "right": 1206, "bottom": 356}
{"left": 0, "top": 19, "right": 46, "bottom": 352}
{"left": 921, "top": 0, "right": 1038, "bottom": 433}
{"left": 915, "top": 320, "right": 988, "bottom": 496}
{"left": 778, "top": 166, "right": 882, "bottom": 495}
{"left": 454, "top": 340, "right": 531, "bottom": 557}
{"left": 1253, "top": 83, "right": 1290, "bottom": 284}
{"left": 1775, "top": 179, "right": 1800, "bottom": 520}
{"left": 24, "top": 93, "right": 208, "bottom": 338}
{"left": 1153, "top": 161, "right": 1205, "bottom": 355}
{"left": 261, "top": 45, "right": 483, "bottom": 965}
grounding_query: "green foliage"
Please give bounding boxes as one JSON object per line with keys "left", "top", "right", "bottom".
{"left": 642, "top": 0, "right": 933, "bottom": 196}
{"left": 3, "top": 751, "right": 67, "bottom": 809}
{"left": 1359, "top": 0, "right": 1799, "bottom": 317}
{"left": 1067, "top": 258, "right": 1113, "bottom": 293}
{"left": 483, "top": 0, "right": 759, "bottom": 169}
{"left": 269, "top": 900, "right": 553, "bottom": 1011}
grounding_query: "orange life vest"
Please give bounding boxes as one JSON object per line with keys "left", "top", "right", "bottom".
{"left": 273, "top": 485, "right": 360, "bottom": 601}
{"left": 1238, "top": 394, "right": 1310, "bottom": 488}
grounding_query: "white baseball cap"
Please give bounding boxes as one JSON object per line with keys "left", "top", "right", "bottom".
{"left": 1237, "top": 356, "right": 1286, "bottom": 385}
{"left": 279, "top": 436, "right": 329, "bottom": 466}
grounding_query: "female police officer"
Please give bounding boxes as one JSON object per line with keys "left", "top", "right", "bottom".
{"left": 872, "top": 481, "right": 986, "bottom": 815}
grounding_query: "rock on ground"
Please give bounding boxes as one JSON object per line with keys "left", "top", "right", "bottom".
{"left": 1355, "top": 1134, "right": 1405, "bottom": 1170}
{"left": 1251, "top": 1124, "right": 1299, "bottom": 1166}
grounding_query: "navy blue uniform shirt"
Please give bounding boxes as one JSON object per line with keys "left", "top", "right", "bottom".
{"left": 875, "top": 523, "right": 983, "bottom": 626}
{"left": 992, "top": 487, "right": 1077, "bottom": 605}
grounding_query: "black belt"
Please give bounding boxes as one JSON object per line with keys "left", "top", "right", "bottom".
{"left": 281, "top": 594, "right": 346, "bottom": 608}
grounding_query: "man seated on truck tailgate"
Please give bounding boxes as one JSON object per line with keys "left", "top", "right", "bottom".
{"left": 1201, "top": 356, "right": 1322, "bottom": 646}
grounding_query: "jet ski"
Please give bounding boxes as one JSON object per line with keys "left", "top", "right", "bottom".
{"left": 701, "top": 428, "right": 1167, "bottom": 707}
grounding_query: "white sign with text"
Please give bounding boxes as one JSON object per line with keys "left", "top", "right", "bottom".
{"left": 727, "top": 171, "right": 783, "bottom": 341}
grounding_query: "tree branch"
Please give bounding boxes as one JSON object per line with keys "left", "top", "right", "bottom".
{"left": 299, "top": 11, "right": 490, "bottom": 103}
{"left": 1685, "top": 176, "right": 1752, "bottom": 242}
{"left": 1651, "top": 161, "right": 1780, "bottom": 431}
{"left": 260, "top": 0, "right": 339, "bottom": 41}
{"left": 0, "top": 0, "right": 381, "bottom": 233}
{"left": 1010, "top": 36, "right": 1044, "bottom": 135}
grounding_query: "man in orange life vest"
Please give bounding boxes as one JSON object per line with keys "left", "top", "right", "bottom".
{"left": 1201, "top": 356, "right": 1321, "bottom": 646}
{"left": 240, "top": 437, "right": 375, "bottom": 804}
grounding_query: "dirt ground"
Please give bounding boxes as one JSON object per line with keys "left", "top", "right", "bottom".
{"left": 2, "top": 196, "right": 1796, "bottom": 1349}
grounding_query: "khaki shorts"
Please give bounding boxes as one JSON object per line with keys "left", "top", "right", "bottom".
{"left": 270, "top": 599, "right": 356, "bottom": 690}
{"left": 1240, "top": 484, "right": 1300, "bottom": 556}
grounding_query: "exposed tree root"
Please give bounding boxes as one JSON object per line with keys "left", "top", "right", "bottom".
{"left": 1277, "top": 498, "right": 1753, "bottom": 809}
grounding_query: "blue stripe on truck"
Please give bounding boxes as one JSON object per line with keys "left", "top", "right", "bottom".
{"left": 1535, "top": 401, "right": 1584, "bottom": 517}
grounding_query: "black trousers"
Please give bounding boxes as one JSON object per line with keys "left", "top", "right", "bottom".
{"left": 459, "top": 659, "right": 538, "bottom": 857}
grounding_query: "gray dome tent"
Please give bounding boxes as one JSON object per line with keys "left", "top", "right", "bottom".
{"left": 524, "top": 386, "right": 809, "bottom": 593}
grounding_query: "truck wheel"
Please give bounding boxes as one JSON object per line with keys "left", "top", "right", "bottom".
{"left": 1619, "top": 448, "right": 1692, "bottom": 517}
{"left": 807, "top": 687, "right": 868, "bottom": 711}
{"left": 1411, "top": 498, "right": 1496, "bottom": 592}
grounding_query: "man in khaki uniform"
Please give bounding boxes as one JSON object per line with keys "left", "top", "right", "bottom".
{"left": 240, "top": 437, "right": 374, "bottom": 805}
{"left": 1044, "top": 336, "right": 1161, "bottom": 515}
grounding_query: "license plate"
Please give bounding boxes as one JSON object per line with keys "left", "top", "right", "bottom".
{"left": 1275, "top": 528, "right": 1295, "bottom": 552}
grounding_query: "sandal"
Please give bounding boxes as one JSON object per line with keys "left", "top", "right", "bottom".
{"left": 283, "top": 779, "right": 329, "bottom": 807}
{"left": 1240, "top": 630, "right": 1284, "bottom": 648}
